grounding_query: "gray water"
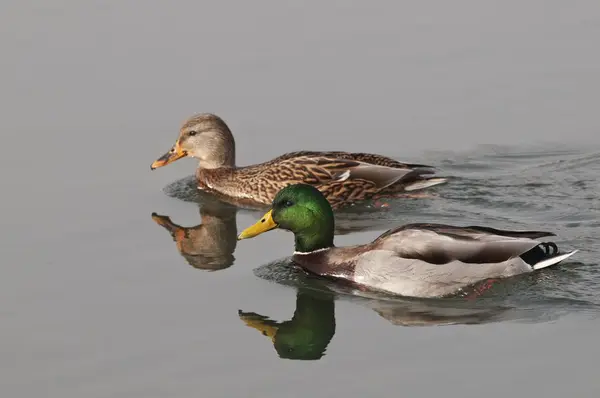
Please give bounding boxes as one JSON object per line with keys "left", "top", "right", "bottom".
{"left": 2, "top": 1, "right": 600, "bottom": 397}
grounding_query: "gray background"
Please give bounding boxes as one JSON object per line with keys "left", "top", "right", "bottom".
{"left": 1, "top": 1, "right": 599, "bottom": 397}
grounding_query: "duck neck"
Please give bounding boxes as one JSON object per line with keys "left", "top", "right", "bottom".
{"left": 294, "top": 222, "right": 334, "bottom": 254}
{"left": 197, "top": 158, "right": 235, "bottom": 170}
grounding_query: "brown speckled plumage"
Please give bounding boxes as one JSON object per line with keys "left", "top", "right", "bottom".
{"left": 152, "top": 113, "right": 448, "bottom": 209}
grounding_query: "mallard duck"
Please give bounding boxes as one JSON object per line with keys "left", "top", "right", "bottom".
{"left": 150, "top": 113, "right": 448, "bottom": 209}
{"left": 237, "top": 184, "right": 578, "bottom": 298}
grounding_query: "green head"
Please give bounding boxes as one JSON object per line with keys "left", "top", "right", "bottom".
{"left": 237, "top": 184, "right": 335, "bottom": 253}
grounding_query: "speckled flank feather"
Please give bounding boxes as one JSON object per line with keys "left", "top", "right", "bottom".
{"left": 197, "top": 150, "right": 447, "bottom": 208}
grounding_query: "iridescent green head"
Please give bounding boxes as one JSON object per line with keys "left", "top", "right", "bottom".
{"left": 237, "top": 184, "right": 335, "bottom": 253}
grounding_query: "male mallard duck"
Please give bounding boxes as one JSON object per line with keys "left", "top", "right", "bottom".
{"left": 237, "top": 184, "right": 578, "bottom": 298}
{"left": 151, "top": 113, "right": 447, "bottom": 209}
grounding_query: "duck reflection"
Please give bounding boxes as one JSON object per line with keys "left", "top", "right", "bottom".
{"left": 151, "top": 201, "right": 238, "bottom": 271}
{"left": 363, "top": 296, "right": 511, "bottom": 326}
{"left": 239, "top": 288, "right": 336, "bottom": 360}
{"left": 238, "top": 284, "right": 512, "bottom": 360}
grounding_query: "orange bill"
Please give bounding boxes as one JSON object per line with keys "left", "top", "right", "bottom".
{"left": 151, "top": 141, "right": 187, "bottom": 170}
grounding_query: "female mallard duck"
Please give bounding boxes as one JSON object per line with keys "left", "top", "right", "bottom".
{"left": 237, "top": 184, "right": 578, "bottom": 298}
{"left": 151, "top": 113, "right": 447, "bottom": 209}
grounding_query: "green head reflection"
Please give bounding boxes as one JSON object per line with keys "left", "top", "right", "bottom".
{"left": 239, "top": 288, "right": 336, "bottom": 360}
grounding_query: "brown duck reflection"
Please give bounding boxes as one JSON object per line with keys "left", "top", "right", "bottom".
{"left": 151, "top": 201, "right": 238, "bottom": 271}
{"left": 239, "top": 286, "right": 513, "bottom": 360}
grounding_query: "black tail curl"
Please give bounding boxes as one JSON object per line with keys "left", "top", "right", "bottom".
{"left": 520, "top": 242, "right": 559, "bottom": 266}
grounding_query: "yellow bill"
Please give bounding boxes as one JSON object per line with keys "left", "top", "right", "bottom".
{"left": 238, "top": 210, "right": 277, "bottom": 240}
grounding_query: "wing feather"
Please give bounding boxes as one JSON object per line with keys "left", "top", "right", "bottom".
{"left": 374, "top": 223, "right": 550, "bottom": 264}
{"left": 287, "top": 155, "right": 434, "bottom": 188}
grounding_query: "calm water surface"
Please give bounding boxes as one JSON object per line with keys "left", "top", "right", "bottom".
{"left": 2, "top": 1, "right": 600, "bottom": 397}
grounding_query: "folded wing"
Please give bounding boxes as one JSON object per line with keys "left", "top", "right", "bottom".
{"left": 374, "top": 223, "right": 555, "bottom": 265}
{"left": 270, "top": 152, "right": 437, "bottom": 188}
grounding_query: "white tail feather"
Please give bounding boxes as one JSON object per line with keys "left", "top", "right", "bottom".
{"left": 533, "top": 250, "right": 579, "bottom": 270}
{"left": 404, "top": 178, "right": 448, "bottom": 191}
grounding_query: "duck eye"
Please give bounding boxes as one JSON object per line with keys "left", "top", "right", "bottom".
{"left": 283, "top": 200, "right": 294, "bottom": 207}
{"left": 188, "top": 130, "right": 197, "bottom": 136}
